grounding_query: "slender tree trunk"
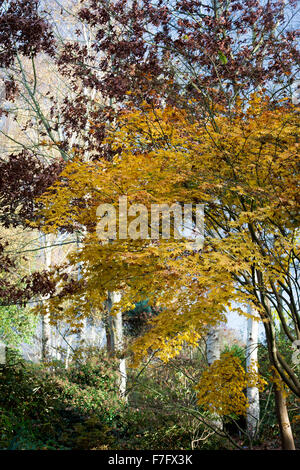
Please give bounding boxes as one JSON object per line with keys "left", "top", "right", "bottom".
{"left": 76, "top": 318, "right": 86, "bottom": 356}
{"left": 206, "top": 326, "right": 222, "bottom": 429}
{"left": 75, "top": 232, "right": 85, "bottom": 353}
{"left": 41, "top": 312, "right": 51, "bottom": 362}
{"left": 0, "top": 342, "right": 6, "bottom": 364}
{"left": 40, "top": 232, "right": 52, "bottom": 363}
{"left": 105, "top": 321, "right": 113, "bottom": 355}
{"left": 107, "top": 291, "right": 127, "bottom": 400}
{"left": 274, "top": 380, "right": 295, "bottom": 450}
{"left": 65, "top": 338, "right": 72, "bottom": 370}
{"left": 88, "top": 317, "right": 96, "bottom": 346}
{"left": 246, "top": 305, "right": 260, "bottom": 439}
{"left": 207, "top": 327, "right": 220, "bottom": 365}
{"left": 263, "top": 296, "right": 296, "bottom": 449}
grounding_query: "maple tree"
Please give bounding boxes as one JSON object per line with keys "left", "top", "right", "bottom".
{"left": 35, "top": 92, "right": 299, "bottom": 448}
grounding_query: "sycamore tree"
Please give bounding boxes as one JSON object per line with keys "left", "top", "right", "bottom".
{"left": 35, "top": 92, "right": 299, "bottom": 448}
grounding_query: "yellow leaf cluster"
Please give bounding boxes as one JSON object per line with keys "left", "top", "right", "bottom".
{"left": 195, "top": 353, "right": 267, "bottom": 416}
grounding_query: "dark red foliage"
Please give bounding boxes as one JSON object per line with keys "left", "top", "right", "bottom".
{"left": 0, "top": 0, "right": 54, "bottom": 68}
{"left": 0, "top": 150, "right": 64, "bottom": 227}
{"left": 48, "top": 0, "right": 299, "bottom": 159}
{"left": 0, "top": 150, "right": 63, "bottom": 305}
{"left": 0, "top": 1, "right": 57, "bottom": 305}
{"left": 0, "top": 263, "right": 56, "bottom": 307}
{"left": 69, "top": 0, "right": 299, "bottom": 107}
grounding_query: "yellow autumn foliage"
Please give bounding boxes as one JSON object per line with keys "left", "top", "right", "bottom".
{"left": 33, "top": 93, "right": 299, "bottom": 395}
{"left": 195, "top": 353, "right": 267, "bottom": 416}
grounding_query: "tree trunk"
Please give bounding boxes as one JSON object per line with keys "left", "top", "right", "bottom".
{"left": 274, "top": 383, "right": 295, "bottom": 450}
{"left": 0, "top": 342, "right": 6, "bottom": 365}
{"left": 40, "top": 232, "right": 52, "bottom": 363}
{"left": 246, "top": 305, "right": 260, "bottom": 439}
{"left": 41, "top": 312, "right": 51, "bottom": 362}
{"left": 88, "top": 317, "right": 96, "bottom": 346}
{"left": 263, "top": 296, "right": 296, "bottom": 450}
{"left": 105, "top": 321, "right": 113, "bottom": 354}
{"left": 207, "top": 326, "right": 220, "bottom": 365}
{"left": 206, "top": 326, "right": 222, "bottom": 429}
{"left": 76, "top": 318, "right": 86, "bottom": 356}
{"left": 75, "top": 232, "right": 85, "bottom": 353}
{"left": 107, "top": 291, "right": 127, "bottom": 400}
{"left": 65, "top": 338, "right": 72, "bottom": 370}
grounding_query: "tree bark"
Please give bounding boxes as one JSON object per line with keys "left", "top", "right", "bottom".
{"left": 206, "top": 326, "right": 220, "bottom": 365}
{"left": 246, "top": 306, "right": 260, "bottom": 439}
{"left": 107, "top": 291, "right": 127, "bottom": 400}
{"left": 41, "top": 312, "right": 51, "bottom": 362}
{"left": 75, "top": 232, "right": 85, "bottom": 353}
{"left": 0, "top": 342, "right": 6, "bottom": 365}
{"left": 206, "top": 326, "right": 222, "bottom": 430}
{"left": 105, "top": 321, "right": 113, "bottom": 355}
{"left": 264, "top": 296, "right": 296, "bottom": 449}
{"left": 65, "top": 338, "right": 72, "bottom": 370}
{"left": 40, "top": 232, "right": 52, "bottom": 363}
{"left": 274, "top": 383, "right": 295, "bottom": 450}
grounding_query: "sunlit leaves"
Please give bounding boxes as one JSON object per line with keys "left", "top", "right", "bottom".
{"left": 36, "top": 94, "right": 299, "bottom": 381}
{"left": 195, "top": 353, "right": 267, "bottom": 416}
